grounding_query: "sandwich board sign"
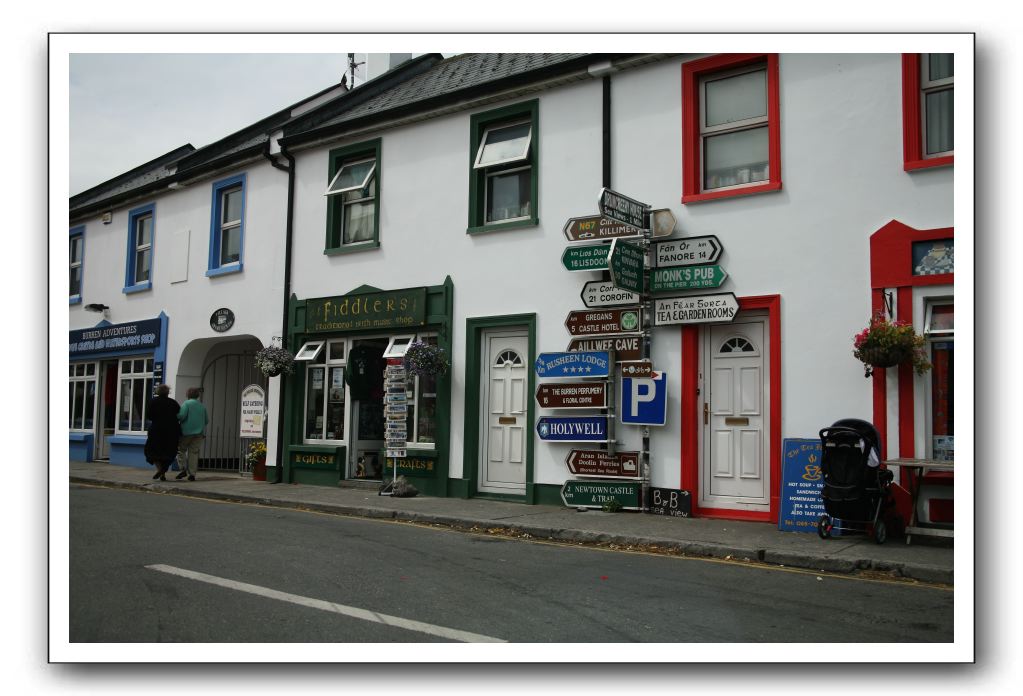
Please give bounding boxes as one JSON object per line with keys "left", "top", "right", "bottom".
{"left": 779, "top": 439, "right": 831, "bottom": 533}
{"left": 580, "top": 281, "right": 640, "bottom": 308}
{"left": 621, "top": 371, "right": 668, "bottom": 426}
{"left": 239, "top": 385, "right": 266, "bottom": 437}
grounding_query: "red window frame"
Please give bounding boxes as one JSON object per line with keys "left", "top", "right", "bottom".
{"left": 902, "top": 53, "right": 954, "bottom": 172}
{"left": 681, "top": 53, "right": 782, "bottom": 204}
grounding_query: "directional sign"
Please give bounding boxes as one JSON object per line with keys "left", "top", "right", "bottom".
{"left": 649, "top": 264, "right": 728, "bottom": 292}
{"left": 561, "top": 479, "right": 641, "bottom": 510}
{"left": 536, "top": 416, "right": 609, "bottom": 442}
{"left": 653, "top": 293, "right": 739, "bottom": 326}
{"left": 563, "top": 215, "right": 642, "bottom": 242}
{"left": 598, "top": 187, "right": 649, "bottom": 229}
{"left": 653, "top": 235, "right": 722, "bottom": 268}
{"left": 580, "top": 281, "right": 640, "bottom": 308}
{"left": 649, "top": 209, "right": 678, "bottom": 239}
{"left": 608, "top": 238, "right": 646, "bottom": 294}
{"left": 534, "top": 351, "right": 612, "bottom": 379}
{"left": 566, "top": 450, "right": 641, "bottom": 478}
{"left": 561, "top": 243, "right": 611, "bottom": 272}
{"left": 567, "top": 334, "right": 642, "bottom": 363}
{"left": 565, "top": 307, "right": 642, "bottom": 337}
{"left": 621, "top": 372, "right": 668, "bottom": 426}
{"left": 619, "top": 360, "right": 653, "bottom": 378}
{"left": 535, "top": 382, "right": 608, "bottom": 409}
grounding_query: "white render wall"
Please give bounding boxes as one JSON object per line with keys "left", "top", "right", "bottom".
{"left": 69, "top": 158, "right": 290, "bottom": 466}
{"left": 288, "top": 53, "right": 953, "bottom": 488}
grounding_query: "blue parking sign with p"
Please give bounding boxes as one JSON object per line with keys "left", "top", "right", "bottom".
{"left": 621, "top": 372, "right": 667, "bottom": 426}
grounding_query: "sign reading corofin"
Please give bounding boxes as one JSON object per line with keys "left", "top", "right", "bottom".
{"left": 306, "top": 288, "right": 427, "bottom": 333}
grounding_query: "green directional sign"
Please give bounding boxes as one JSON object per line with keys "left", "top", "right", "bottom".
{"left": 562, "top": 243, "right": 611, "bottom": 272}
{"left": 649, "top": 264, "right": 727, "bottom": 292}
{"left": 561, "top": 479, "right": 641, "bottom": 510}
{"left": 608, "top": 238, "right": 646, "bottom": 293}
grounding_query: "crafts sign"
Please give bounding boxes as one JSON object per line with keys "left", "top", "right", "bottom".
{"left": 653, "top": 293, "right": 739, "bottom": 326}
{"left": 779, "top": 439, "right": 828, "bottom": 533}
{"left": 536, "top": 416, "right": 609, "bottom": 442}
{"left": 563, "top": 215, "right": 641, "bottom": 242}
{"left": 561, "top": 480, "right": 641, "bottom": 510}
{"left": 580, "top": 281, "right": 640, "bottom": 308}
{"left": 567, "top": 335, "right": 642, "bottom": 363}
{"left": 535, "top": 382, "right": 609, "bottom": 409}
{"left": 564, "top": 308, "right": 641, "bottom": 337}
{"left": 534, "top": 351, "right": 612, "bottom": 379}
{"left": 566, "top": 450, "right": 640, "bottom": 478}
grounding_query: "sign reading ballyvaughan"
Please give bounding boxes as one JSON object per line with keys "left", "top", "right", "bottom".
{"left": 653, "top": 293, "right": 738, "bottom": 326}
{"left": 534, "top": 351, "right": 612, "bottom": 379}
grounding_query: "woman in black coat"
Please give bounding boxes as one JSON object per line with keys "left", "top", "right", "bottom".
{"left": 145, "top": 384, "right": 181, "bottom": 481}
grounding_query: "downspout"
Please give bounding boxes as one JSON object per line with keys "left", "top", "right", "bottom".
{"left": 263, "top": 141, "right": 295, "bottom": 484}
{"left": 602, "top": 74, "right": 611, "bottom": 189}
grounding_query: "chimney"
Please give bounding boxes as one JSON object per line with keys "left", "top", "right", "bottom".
{"left": 361, "top": 53, "right": 415, "bottom": 84}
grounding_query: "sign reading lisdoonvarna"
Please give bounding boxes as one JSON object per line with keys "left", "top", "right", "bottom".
{"left": 307, "top": 288, "right": 427, "bottom": 332}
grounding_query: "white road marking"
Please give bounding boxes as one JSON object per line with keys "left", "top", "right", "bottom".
{"left": 146, "top": 564, "right": 505, "bottom": 643}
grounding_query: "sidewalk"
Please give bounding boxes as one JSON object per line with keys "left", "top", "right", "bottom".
{"left": 68, "top": 460, "right": 954, "bottom": 586}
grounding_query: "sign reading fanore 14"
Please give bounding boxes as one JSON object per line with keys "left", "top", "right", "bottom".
{"left": 654, "top": 293, "right": 739, "bottom": 326}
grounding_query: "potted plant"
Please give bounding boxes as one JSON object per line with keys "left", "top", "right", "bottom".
{"left": 246, "top": 440, "right": 267, "bottom": 481}
{"left": 254, "top": 344, "right": 295, "bottom": 377}
{"left": 403, "top": 341, "right": 449, "bottom": 378}
{"left": 853, "top": 313, "right": 932, "bottom": 378}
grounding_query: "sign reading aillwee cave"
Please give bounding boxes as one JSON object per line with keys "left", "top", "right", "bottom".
{"left": 307, "top": 288, "right": 426, "bottom": 333}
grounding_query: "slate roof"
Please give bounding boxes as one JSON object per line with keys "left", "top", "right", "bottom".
{"left": 70, "top": 144, "right": 195, "bottom": 212}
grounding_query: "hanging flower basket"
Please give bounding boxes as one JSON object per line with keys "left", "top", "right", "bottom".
{"left": 853, "top": 314, "right": 931, "bottom": 378}
{"left": 254, "top": 345, "right": 295, "bottom": 378}
{"left": 403, "top": 341, "right": 449, "bottom": 378}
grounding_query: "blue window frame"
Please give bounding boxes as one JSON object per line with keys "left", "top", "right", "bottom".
{"left": 70, "top": 225, "right": 85, "bottom": 304}
{"left": 207, "top": 173, "right": 246, "bottom": 276}
{"left": 123, "top": 203, "right": 155, "bottom": 293}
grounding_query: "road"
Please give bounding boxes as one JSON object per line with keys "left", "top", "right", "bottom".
{"left": 69, "top": 484, "right": 953, "bottom": 643}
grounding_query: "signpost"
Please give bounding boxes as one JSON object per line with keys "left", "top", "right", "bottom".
{"left": 653, "top": 235, "right": 722, "bottom": 268}
{"left": 561, "top": 479, "right": 641, "bottom": 510}
{"left": 564, "top": 308, "right": 642, "bottom": 337}
{"left": 566, "top": 450, "right": 641, "bottom": 478}
{"left": 598, "top": 187, "right": 649, "bottom": 229}
{"left": 381, "top": 360, "right": 408, "bottom": 494}
{"left": 567, "top": 335, "right": 642, "bottom": 363}
{"left": 536, "top": 416, "right": 609, "bottom": 442}
{"left": 608, "top": 238, "right": 646, "bottom": 294}
{"left": 535, "top": 382, "right": 608, "bottom": 409}
{"left": 649, "top": 264, "right": 728, "bottom": 292}
{"left": 653, "top": 292, "right": 739, "bottom": 326}
{"left": 619, "top": 360, "right": 653, "bottom": 378}
{"left": 580, "top": 281, "right": 640, "bottom": 308}
{"left": 534, "top": 351, "right": 612, "bottom": 379}
{"left": 563, "top": 215, "right": 641, "bottom": 242}
{"left": 561, "top": 244, "right": 611, "bottom": 272}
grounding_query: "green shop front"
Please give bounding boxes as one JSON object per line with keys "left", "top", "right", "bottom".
{"left": 280, "top": 280, "right": 452, "bottom": 496}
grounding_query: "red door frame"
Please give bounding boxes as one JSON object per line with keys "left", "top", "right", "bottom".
{"left": 680, "top": 295, "right": 781, "bottom": 522}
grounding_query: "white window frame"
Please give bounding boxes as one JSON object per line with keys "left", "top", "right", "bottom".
{"left": 294, "top": 340, "right": 326, "bottom": 362}
{"left": 473, "top": 119, "right": 532, "bottom": 170}
{"left": 920, "top": 53, "right": 953, "bottom": 159}
{"left": 114, "top": 356, "right": 154, "bottom": 435}
{"left": 69, "top": 362, "right": 98, "bottom": 432}
{"left": 218, "top": 185, "right": 243, "bottom": 266}
{"left": 134, "top": 213, "right": 153, "bottom": 283}
{"left": 324, "top": 157, "right": 377, "bottom": 197}
{"left": 70, "top": 234, "right": 83, "bottom": 299}
{"left": 698, "top": 64, "right": 770, "bottom": 193}
{"left": 383, "top": 334, "right": 415, "bottom": 359}
{"left": 303, "top": 340, "right": 347, "bottom": 445}
{"left": 483, "top": 164, "right": 532, "bottom": 225}
{"left": 924, "top": 301, "right": 955, "bottom": 337}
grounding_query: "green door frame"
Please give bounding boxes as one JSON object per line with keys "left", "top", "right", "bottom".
{"left": 463, "top": 313, "right": 537, "bottom": 503}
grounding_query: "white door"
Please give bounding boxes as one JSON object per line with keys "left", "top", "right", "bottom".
{"left": 96, "top": 360, "right": 118, "bottom": 460}
{"left": 479, "top": 329, "right": 528, "bottom": 494}
{"left": 701, "top": 317, "right": 770, "bottom": 511}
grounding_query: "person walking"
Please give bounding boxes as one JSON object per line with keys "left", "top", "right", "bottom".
{"left": 176, "top": 387, "right": 209, "bottom": 481}
{"left": 144, "top": 385, "right": 181, "bottom": 481}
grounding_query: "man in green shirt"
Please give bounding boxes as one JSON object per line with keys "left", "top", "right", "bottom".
{"left": 176, "top": 387, "right": 209, "bottom": 481}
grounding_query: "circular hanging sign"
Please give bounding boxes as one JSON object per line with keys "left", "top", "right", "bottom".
{"left": 210, "top": 308, "right": 235, "bottom": 333}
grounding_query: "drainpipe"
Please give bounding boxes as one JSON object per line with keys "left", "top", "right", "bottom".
{"left": 263, "top": 141, "right": 295, "bottom": 484}
{"left": 602, "top": 74, "right": 611, "bottom": 189}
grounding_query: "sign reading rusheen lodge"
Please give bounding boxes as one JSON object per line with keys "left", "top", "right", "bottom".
{"left": 307, "top": 288, "right": 427, "bottom": 333}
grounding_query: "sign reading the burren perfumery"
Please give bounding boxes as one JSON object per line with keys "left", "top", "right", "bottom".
{"left": 307, "top": 288, "right": 427, "bottom": 333}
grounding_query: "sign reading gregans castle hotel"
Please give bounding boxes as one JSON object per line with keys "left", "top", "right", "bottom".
{"left": 307, "top": 288, "right": 427, "bottom": 333}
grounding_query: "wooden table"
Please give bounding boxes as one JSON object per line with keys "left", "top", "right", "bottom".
{"left": 884, "top": 458, "right": 954, "bottom": 544}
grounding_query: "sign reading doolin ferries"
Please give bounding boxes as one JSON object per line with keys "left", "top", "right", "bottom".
{"left": 561, "top": 244, "right": 611, "bottom": 272}
{"left": 653, "top": 235, "right": 722, "bottom": 268}
{"left": 580, "top": 281, "right": 640, "bottom": 308}
{"left": 536, "top": 416, "right": 609, "bottom": 442}
{"left": 561, "top": 479, "right": 641, "bottom": 510}
{"left": 649, "top": 264, "right": 727, "bottom": 292}
{"left": 563, "top": 215, "right": 641, "bottom": 242}
{"left": 307, "top": 288, "right": 426, "bottom": 333}
{"left": 565, "top": 308, "right": 642, "bottom": 337}
{"left": 653, "top": 293, "right": 739, "bottom": 326}
{"left": 566, "top": 450, "right": 641, "bottom": 478}
{"left": 534, "top": 351, "right": 612, "bottom": 379}
{"left": 567, "top": 335, "right": 642, "bottom": 362}
{"left": 608, "top": 238, "right": 646, "bottom": 294}
{"left": 598, "top": 187, "right": 649, "bottom": 229}
{"left": 535, "top": 382, "right": 609, "bottom": 409}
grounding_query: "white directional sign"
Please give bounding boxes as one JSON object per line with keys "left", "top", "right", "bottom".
{"left": 653, "top": 293, "right": 739, "bottom": 326}
{"left": 653, "top": 235, "right": 722, "bottom": 268}
{"left": 580, "top": 281, "right": 640, "bottom": 308}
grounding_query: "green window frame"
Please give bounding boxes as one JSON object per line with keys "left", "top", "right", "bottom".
{"left": 468, "top": 100, "right": 539, "bottom": 235}
{"left": 325, "top": 138, "right": 381, "bottom": 255}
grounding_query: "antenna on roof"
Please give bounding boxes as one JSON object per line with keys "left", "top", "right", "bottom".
{"left": 347, "top": 53, "right": 365, "bottom": 88}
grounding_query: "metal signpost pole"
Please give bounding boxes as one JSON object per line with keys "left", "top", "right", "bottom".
{"left": 640, "top": 209, "right": 653, "bottom": 513}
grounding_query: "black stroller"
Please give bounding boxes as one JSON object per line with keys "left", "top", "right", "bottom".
{"left": 817, "top": 418, "right": 895, "bottom": 544}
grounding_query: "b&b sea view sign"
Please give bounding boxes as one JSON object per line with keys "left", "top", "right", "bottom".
{"left": 649, "top": 264, "right": 727, "bottom": 292}
{"left": 536, "top": 416, "right": 609, "bottom": 442}
{"left": 564, "top": 308, "right": 642, "bottom": 337}
{"left": 653, "top": 293, "right": 739, "bottom": 326}
{"left": 535, "top": 382, "right": 609, "bottom": 409}
{"left": 307, "top": 288, "right": 426, "bottom": 333}
{"left": 563, "top": 215, "right": 641, "bottom": 242}
{"left": 534, "top": 351, "right": 612, "bottom": 379}
{"left": 598, "top": 187, "right": 649, "bottom": 229}
{"left": 567, "top": 335, "right": 642, "bottom": 363}
{"left": 580, "top": 281, "right": 640, "bottom": 308}
{"left": 561, "top": 479, "right": 641, "bottom": 510}
{"left": 561, "top": 244, "right": 611, "bottom": 272}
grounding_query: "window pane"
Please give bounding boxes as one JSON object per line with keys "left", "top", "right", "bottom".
{"left": 136, "top": 215, "right": 152, "bottom": 247}
{"left": 145, "top": 358, "right": 153, "bottom": 372}
{"left": 703, "top": 126, "right": 769, "bottom": 190}
{"left": 417, "top": 372, "right": 437, "bottom": 444}
{"left": 134, "top": 359, "right": 144, "bottom": 373}
{"left": 69, "top": 383, "right": 75, "bottom": 427}
{"left": 119, "top": 379, "right": 132, "bottom": 430}
{"left": 929, "top": 53, "right": 953, "bottom": 81}
{"left": 73, "top": 381, "right": 85, "bottom": 429}
{"left": 343, "top": 200, "right": 375, "bottom": 244}
{"left": 220, "top": 226, "right": 241, "bottom": 265}
{"left": 83, "top": 381, "right": 96, "bottom": 429}
{"left": 131, "top": 378, "right": 145, "bottom": 430}
{"left": 328, "top": 341, "right": 346, "bottom": 361}
{"left": 325, "top": 367, "right": 346, "bottom": 440}
{"left": 306, "top": 367, "right": 326, "bottom": 439}
{"left": 70, "top": 266, "right": 82, "bottom": 296}
{"left": 222, "top": 187, "right": 243, "bottom": 225}
{"left": 478, "top": 122, "right": 531, "bottom": 167}
{"left": 86, "top": 363, "right": 96, "bottom": 376}
{"left": 486, "top": 169, "right": 531, "bottom": 222}
{"left": 705, "top": 69, "right": 767, "bottom": 127}
{"left": 931, "top": 340, "right": 953, "bottom": 461}
{"left": 329, "top": 159, "right": 375, "bottom": 194}
{"left": 135, "top": 248, "right": 151, "bottom": 283}
{"left": 70, "top": 236, "right": 83, "bottom": 263}
{"left": 925, "top": 88, "right": 953, "bottom": 155}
